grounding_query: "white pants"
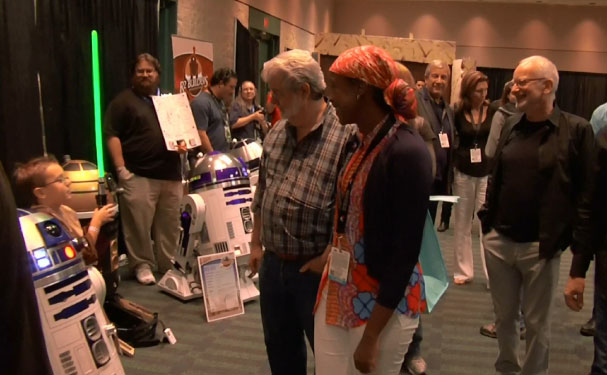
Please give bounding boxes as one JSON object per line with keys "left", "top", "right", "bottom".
{"left": 314, "top": 289, "right": 419, "bottom": 375}
{"left": 452, "top": 169, "right": 488, "bottom": 281}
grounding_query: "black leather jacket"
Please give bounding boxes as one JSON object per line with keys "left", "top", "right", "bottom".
{"left": 478, "top": 106, "right": 595, "bottom": 269}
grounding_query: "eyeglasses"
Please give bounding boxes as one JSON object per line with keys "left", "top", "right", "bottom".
{"left": 43, "top": 175, "right": 70, "bottom": 187}
{"left": 512, "top": 78, "right": 546, "bottom": 88}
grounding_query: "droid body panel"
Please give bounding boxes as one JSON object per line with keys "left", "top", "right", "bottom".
{"left": 19, "top": 211, "right": 124, "bottom": 375}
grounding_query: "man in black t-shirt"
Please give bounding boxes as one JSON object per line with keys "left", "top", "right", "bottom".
{"left": 479, "top": 55, "right": 595, "bottom": 375}
{"left": 105, "top": 53, "right": 185, "bottom": 285}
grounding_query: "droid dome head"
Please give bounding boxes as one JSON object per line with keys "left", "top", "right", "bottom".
{"left": 189, "top": 151, "right": 250, "bottom": 192}
{"left": 230, "top": 139, "right": 262, "bottom": 173}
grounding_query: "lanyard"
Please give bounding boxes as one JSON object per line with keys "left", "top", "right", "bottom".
{"left": 469, "top": 105, "right": 485, "bottom": 147}
{"left": 336, "top": 116, "right": 395, "bottom": 234}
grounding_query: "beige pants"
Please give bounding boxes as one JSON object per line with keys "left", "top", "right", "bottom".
{"left": 119, "top": 174, "right": 183, "bottom": 273}
{"left": 314, "top": 288, "right": 419, "bottom": 375}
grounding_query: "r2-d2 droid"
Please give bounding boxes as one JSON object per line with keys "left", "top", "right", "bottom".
{"left": 18, "top": 211, "right": 124, "bottom": 375}
{"left": 158, "top": 151, "right": 259, "bottom": 301}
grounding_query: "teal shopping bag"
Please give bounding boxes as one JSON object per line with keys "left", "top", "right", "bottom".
{"left": 420, "top": 211, "right": 449, "bottom": 313}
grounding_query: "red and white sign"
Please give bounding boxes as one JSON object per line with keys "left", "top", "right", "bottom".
{"left": 171, "top": 35, "right": 213, "bottom": 100}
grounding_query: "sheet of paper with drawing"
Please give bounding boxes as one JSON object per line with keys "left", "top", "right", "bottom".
{"left": 198, "top": 252, "right": 245, "bottom": 322}
{"left": 152, "top": 92, "right": 202, "bottom": 151}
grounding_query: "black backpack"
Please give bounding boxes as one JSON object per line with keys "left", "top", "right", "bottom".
{"left": 104, "top": 294, "right": 163, "bottom": 348}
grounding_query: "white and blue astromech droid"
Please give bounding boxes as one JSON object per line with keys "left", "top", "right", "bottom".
{"left": 158, "top": 151, "right": 259, "bottom": 301}
{"left": 18, "top": 211, "right": 124, "bottom": 375}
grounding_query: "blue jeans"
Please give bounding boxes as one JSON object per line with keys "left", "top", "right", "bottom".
{"left": 592, "top": 257, "right": 607, "bottom": 375}
{"left": 259, "top": 251, "right": 321, "bottom": 375}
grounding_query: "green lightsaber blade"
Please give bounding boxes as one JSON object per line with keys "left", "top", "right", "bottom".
{"left": 91, "top": 30, "right": 104, "bottom": 178}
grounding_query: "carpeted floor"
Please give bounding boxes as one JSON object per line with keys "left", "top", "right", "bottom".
{"left": 117, "top": 225, "right": 595, "bottom": 375}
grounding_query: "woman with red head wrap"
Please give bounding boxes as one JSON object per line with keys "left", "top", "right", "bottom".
{"left": 311, "top": 45, "right": 433, "bottom": 374}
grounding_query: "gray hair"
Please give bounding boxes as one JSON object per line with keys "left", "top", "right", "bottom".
{"left": 518, "top": 55, "right": 559, "bottom": 96}
{"left": 424, "top": 60, "right": 450, "bottom": 78}
{"left": 261, "top": 49, "right": 326, "bottom": 100}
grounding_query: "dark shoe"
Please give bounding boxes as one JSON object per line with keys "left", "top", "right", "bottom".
{"left": 404, "top": 356, "right": 427, "bottom": 375}
{"left": 437, "top": 222, "right": 449, "bottom": 232}
{"left": 480, "top": 322, "right": 497, "bottom": 338}
{"left": 580, "top": 317, "right": 595, "bottom": 337}
{"left": 480, "top": 322, "right": 525, "bottom": 340}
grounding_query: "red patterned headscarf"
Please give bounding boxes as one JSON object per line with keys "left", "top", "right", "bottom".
{"left": 329, "top": 45, "right": 417, "bottom": 122}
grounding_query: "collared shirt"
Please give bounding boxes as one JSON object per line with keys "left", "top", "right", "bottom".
{"left": 590, "top": 102, "right": 607, "bottom": 135}
{"left": 481, "top": 106, "right": 595, "bottom": 265}
{"left": 251, "top": 102, "right": 357, "bottom": 258}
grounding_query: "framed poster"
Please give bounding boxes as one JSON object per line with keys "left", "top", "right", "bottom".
{"left": 198, "top": 252, "right": 245, "bottom": 322}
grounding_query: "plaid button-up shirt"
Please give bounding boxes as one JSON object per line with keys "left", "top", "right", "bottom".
{"left": 251, "top": 102, "right": 357, "bottom": 258}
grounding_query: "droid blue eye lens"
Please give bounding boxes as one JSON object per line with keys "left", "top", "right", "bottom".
{"left": 37, "top": 257, "right": 51, "bottom": 269}
{"left": 33, "top": 249, "right": 48, "bottom": 259}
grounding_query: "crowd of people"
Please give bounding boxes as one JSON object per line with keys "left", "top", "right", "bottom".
{"left": 10, "top": 47, "right": 607, "bottom": 375}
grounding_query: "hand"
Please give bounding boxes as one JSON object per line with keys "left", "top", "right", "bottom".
{"left": 91, "top": 204, "right": 117, "bottom": 227}
{"left": 176, "top": 140, "right": 188, "bottom": 154}
{"left": 253, "top": 110, "right": 265, "bottom": 123}
{"left": 116, "top": 166, "right": 134, "bottom": 181}
{"left": 300, "top": 253, "right": 329, "bottom": 274}
{"left": 248, "top": 243, "right": 263, "bottom": 277}
{"left": 564, "top": 276, "right": 586, "bottom": 311}
{"left": 353, "top": 334, "right": 379, "bottom": 373}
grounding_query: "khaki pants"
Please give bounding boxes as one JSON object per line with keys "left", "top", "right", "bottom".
{"left": 484, "top": 229, "right": 561, "bottom": 375}
{"left": 119, "top": 174, "right": 183, "bottom": 273}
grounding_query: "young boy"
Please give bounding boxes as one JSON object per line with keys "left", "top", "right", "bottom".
{"left": 13, "top": 156, "right": 116, "bottom": 264}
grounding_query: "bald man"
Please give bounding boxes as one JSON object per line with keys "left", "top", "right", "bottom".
{"left": 478, "top": 56, "right": 595, "bottom": 375}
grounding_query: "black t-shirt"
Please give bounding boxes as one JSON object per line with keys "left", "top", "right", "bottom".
{"left": 453, "top": 106, "right": 493, "bottom": 177}
{"left": 104, "top": 89, "right": 181, "bottom": 181}
{"left": 494, "top": 118, "right": 552, "bottom": 242}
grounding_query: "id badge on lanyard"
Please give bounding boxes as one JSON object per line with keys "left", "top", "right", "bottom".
{"left": 328, "top": 246, "right": 350, "bottom": 285}
{"left": 439, "top": 132, "right": 450, "bottom": 148}
{"left": 470, "top": 147, "right": 482, "bottom": 163}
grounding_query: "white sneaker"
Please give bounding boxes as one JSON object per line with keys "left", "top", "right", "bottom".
{"left": 135, "top": 264, "right": 156, "bottom": 285}
{"left": 406, "top": 356, "right": 427, "bottom": 375}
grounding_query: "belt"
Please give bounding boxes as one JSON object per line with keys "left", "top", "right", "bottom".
{"left": 267, "top": 251, "right": 317, "bottom": 262}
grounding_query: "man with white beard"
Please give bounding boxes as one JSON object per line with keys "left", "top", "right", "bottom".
{"left": 248, "top": 49, "right": 356, "bottom": 375}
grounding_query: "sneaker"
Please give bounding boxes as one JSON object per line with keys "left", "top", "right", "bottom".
{"left": 405, "top": 356, "right": 427, "bottom": 375}
{"left": 580, "top": 317, "right": 595, "bottom": 337}
{"left": 480, "top": 322, "right": 497, "bottom": 338}
{"left": 135, "top": 264, "right": 156, "bottom": 285}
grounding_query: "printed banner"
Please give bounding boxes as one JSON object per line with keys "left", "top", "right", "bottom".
{"left": 172, "top": 35, "right": 214, "bottom": 100}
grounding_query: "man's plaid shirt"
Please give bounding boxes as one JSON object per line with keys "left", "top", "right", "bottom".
{"left": 251, "top": 102, "right": 357, "bottom": 258}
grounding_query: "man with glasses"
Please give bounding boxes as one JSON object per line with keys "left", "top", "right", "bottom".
{"left": 105, "top": 53, "right": 185, "bottom": 285}
{"left": 478, "top": 55, "right": 595, "bottom": 375}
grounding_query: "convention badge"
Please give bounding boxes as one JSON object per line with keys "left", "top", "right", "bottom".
{"left": 470, "top": 147, "right": 482, "bottom": 163}
{"left": 328, "top": 247, "right": 350, "bottom": 285}
{"left": 439, "top": 132, "right": 450, "bottom": 148}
